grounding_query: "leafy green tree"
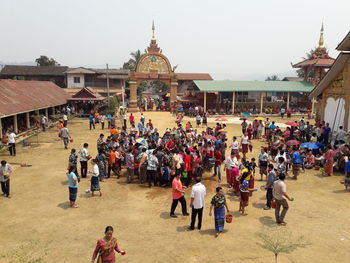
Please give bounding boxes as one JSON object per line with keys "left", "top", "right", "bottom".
{"left": 122, "top": 50, "right": 144, "bottom": 71}
{"left": 265, "top": 75, "right": 280, "bottom": 81}
{"left": 257, "top": 228, "right": 310, "bottom": 263}
{"left": 35, "top": 56, "right": 60, "bottom": 66}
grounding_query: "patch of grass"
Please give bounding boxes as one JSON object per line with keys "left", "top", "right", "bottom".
{"left": 0, "top": 239, "right": 49, "bottom": 263}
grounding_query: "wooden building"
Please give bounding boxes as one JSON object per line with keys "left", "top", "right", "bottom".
{"left": 310, "top": 31, "right": 350, "bottom": 132}
{"left": 65, "top": 67, "right": 129, "bottom": 97}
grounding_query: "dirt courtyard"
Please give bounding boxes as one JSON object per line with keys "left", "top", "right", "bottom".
{"left": 0, "top": 112, "right": 349, "bottom": 263}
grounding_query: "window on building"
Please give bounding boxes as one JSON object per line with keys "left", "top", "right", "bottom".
{"left": 74, "top": 77, "right": 80, "bottom": 83}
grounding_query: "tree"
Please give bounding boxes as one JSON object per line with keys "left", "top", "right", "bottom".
{"left": 122, "top": 50, "right": 144, "bottom": 71}
{"left": 256, "top": 228, "right": 310, "bottom": 263}
{"left": 295, "top": 49, "right": 316, "bottom": 79}
{"left": 35, "top": 56, "right": 60, "bottom": 66}
{"left": 265, "top": 75, "right": 280, "bottom": 81}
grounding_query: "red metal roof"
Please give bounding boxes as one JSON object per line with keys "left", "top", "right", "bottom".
{"left": 293, "top": 58, "right": 335, "bottom": 68}
{"left": 176, "top": 73, "right": 213, "bottom": 80}
{"left": 0, "top": 79, "right": 68, "bottom": 117}
{"left": 67, "top": 87, "right": 105, "bottom": 101}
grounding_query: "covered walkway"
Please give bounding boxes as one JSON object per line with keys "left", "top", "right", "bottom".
{"left": 193, "top": 80, "right": 315, "bottom": 114}
{"left": 0, "top": 79, "right": 68, "bottom": 139}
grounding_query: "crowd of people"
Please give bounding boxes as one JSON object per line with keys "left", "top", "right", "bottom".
{"left": 2, "top": 107, "right": 350, "bottom": 261}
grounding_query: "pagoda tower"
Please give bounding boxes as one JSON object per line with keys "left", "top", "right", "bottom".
{"left": 293, "top": 24, "right": 335, "bottom": 86}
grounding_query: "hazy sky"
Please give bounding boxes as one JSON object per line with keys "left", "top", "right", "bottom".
{"left": 1, "top": 0, "right": 349, "bottom": 79}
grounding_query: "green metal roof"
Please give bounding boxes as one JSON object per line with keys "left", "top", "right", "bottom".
{"left": 193, "top": 80, "right": 314, "bottom": 93}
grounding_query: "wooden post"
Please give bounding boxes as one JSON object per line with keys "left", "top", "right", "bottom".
{"left": 26, "top": 112, "right": 30, "bottom": 129}
{"left": 232, "top": 92, "right": 235, "bottom": 115}
{"left": 0, "top": 118, "right": 3, "bottom": 138}
{"left": 13, "top": 115, "right": 18, "bottom": 133}
{"left": 45, "top": 108, "right": 49, "bottom": 118}
{"left": 52, "top": 107, "right": 55, "bottom": 115}
{"left": 287, "top": 92, "right": 290, "bottom": 109}
{"left": 260, "top": 92, "right": 264, "bottom": 114}
{"left": 204, "top": 92, "right": 207, "bottom": 112}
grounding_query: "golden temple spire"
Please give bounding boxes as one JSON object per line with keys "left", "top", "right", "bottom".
{"left": 319, "top": 22, "right": 325, "bottom": 48}
{"left": 152, "top": 20, "right": 156, "bottom": 40}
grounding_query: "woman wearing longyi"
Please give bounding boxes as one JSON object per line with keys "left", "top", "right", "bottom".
{"left": 92, "top": 226, "right": 126, "bottom": 263}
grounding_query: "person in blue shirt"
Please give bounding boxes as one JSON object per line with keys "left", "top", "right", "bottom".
{"left": 138, "top": 121, "right": 144, "bottom": 136}
{"left": 67, "top": 166, "right": 79, "bottom": 208}
{"left": 106, "top": 113, "right": 112, "bottom": 129}
{"left": 268, "top": 121, "right": 276, "bottom": 130}
{"left": 323, "top": 123, "right": 331, "bottom": 144}
{"left": 291, "top": 146, "right": 302, "bottom": 180}
{"left": 89, "top": 114, "right": 95, "bottom": 130}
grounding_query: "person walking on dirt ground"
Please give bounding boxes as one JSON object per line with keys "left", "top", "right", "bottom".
{"left": 273, "top": 173, "right": 294, "bottom": 225}
{"left": 68, "top": 148, "right": 79, "bottom": 180}
{"left": 170, "top": 172, "right": 189, "bottom": 218}
{"left": 67, "top": 166, "right": 79, "bottom": 208}
{"left": 7, "top": 130, "right": 17, "bottom": 156}
{"left": 0, "top": 160, "right": 13, "bottom": 198}
{"left": 80, "top": 143, "right": 89, "bottom": 178}
{"left": 188, "top": 177, "right": 206, "bottom": 230}
{"left": 90, "top": 159, "right": 102, "bottom": 197}
{"left": 60, "top": 124, "right": 71, "bottom": 149}
{"left": 89, "top": 114, "right": 95, "bottom": 130}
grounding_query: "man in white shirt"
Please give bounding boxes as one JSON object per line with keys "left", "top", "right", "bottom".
{"left": 41, "top": 115, "right": 48, "bottom": 132}
{"left": 273, "top": 173, "right": 293, "bottom": 225}
{"left": 63, "top": 114, "right": 68, "bottom": 126}
{"left": 80, "top": 143, "right": 89, "bottom": 178}
{"left": 7, "top": 130, "right": 17, "bottom": 156}
{"left": 0, "top": 160, "right": 13, "bottom": 198}
{"left": 189, "top": 177, "right": 206, "bottom": 230}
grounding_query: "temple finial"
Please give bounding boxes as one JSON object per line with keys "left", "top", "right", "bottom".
{"left": 319, "top": 22, "right": 325, "bottom": 48}
{"left": 152, "top": 20, "right": 156, "bottom": 40}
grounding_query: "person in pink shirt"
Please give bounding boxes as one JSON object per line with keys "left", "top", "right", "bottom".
{"left": 170, "top": 172, "right": 189, "bottom": 218}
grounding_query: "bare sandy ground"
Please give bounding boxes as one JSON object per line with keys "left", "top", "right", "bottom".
{"left": 0, "top": 112, "right": 349, "bottom": 263}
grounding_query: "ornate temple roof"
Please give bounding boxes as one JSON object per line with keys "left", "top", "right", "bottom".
{"left": 293, "top": 24, "right": 335, "bottom": 68}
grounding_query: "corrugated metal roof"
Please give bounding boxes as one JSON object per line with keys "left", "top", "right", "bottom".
{"left": 0, "top": 79, "right": 68, "bottom": 117}
{"left": 176, "top": 73, "right": 213, "bottom": 81}
{"left": 193, "top": 80, "right": 314, "bottom": 93}
{"left": 0, "top": 65, "right": 69, "bottom": 76}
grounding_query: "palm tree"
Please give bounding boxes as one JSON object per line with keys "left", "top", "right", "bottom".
{"left": 122, "top": 50, "right": 144, "bottom": 71}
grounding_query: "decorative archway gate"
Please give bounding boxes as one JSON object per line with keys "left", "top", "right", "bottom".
{"left": 128, "top": 26, "right": 178, "bottom": 112}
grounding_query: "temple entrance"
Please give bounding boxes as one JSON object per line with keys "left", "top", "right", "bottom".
{"left": 137, "top": 80, "right": 170, "bottom": 111}
{"left": 128, "top": 23, "right": 178, "bottom": 112}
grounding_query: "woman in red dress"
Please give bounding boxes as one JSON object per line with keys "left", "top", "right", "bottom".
{"left": 247, "top": 124, "right": 253, "bottom": 140}
{"left": 92, "top": 226, "right": 126, "bottom": 263}
{"left": 324, "top": 146, "right": 335, "bottom": 176}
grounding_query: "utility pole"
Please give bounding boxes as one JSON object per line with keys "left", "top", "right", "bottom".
{"left": 106, "top": 63, "right": 110, "bottom": 107}
{"left": 122, "top": 81, "right": 125, "bottom": 111}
